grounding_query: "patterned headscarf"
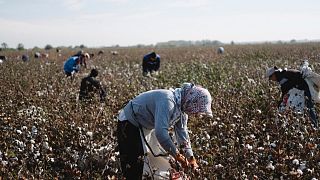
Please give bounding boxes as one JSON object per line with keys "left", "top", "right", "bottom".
{"left": 173, "top": 83, "right": 212, "bottom": 117}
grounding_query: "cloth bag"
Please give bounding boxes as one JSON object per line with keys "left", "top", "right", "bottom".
{"left": 141, "top": 128, "right": 172, "bottom": 179}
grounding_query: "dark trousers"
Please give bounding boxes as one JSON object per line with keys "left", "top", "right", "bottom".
{"left": 65, "top": 71, "right": 72, "bottom": 76}
{"left": 117, "top": 121, "right": 144, "bottom": 180}
{"left": 305, "top": 90, "right": 319, "bottom": 128}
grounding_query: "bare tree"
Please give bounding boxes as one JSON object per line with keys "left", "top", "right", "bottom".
{"left": 1, "top": 42, "right": 8, "bottom": 49}
{"left": 17, "top": 43, "right": 24, "bottom": 51}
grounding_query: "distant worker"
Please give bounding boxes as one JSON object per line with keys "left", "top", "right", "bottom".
{"left": 79, "top": 69, "right": 106, "bottom": 103}
{"left": 142, "top": 52, "right": 160, "bottom": 76}
{"left": 63, "top": 53, "right": 90, "bottom": 77}
{"left": 34, "top": 52, "right": 41, "bottom": 58}
{"left": 217, "top": 47, "right": 224, "bottom": 54}
{"left": 0, "top": 55, "right": 7, "bottom": 61}
{"left": 22, "top": 54, "right": 29, "bottom": 62}
{"left": 72, "top": 50, "right": 90, "bottom": 68}
{"left": 98, "top": 50, "right": 104, "bottom": 55}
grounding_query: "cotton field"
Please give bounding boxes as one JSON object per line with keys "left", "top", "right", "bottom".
{"left": 1, "top": 43, "right": 320, "bottom": 179}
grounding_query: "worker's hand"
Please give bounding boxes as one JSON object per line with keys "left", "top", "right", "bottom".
{"left": 154, "top": 71, "right": 159, "bottom": 76}
{"left": 142, "top": 71, "right": 148, "bottom": 77}
{"left": 188, "top": 156, "right": 199, "bottom": 170}
{"left": 175, "top": 153, "right": 188, "bottom": 168}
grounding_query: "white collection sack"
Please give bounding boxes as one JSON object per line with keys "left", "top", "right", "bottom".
{"left": 141, "top": 129, "right": 172, "bottom": 179}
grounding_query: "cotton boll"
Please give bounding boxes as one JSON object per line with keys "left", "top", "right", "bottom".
{"left": 66, "top": 147, "right": 71, "bottom": 152}
{"left": 86, "top": 132, "right": 93, "bottom": 139}
{"left": 266, "top": 162, "right": 275, "bottom": 170}
{"left": 297, "top": 169, "right": 303, "bottom": 176}
{"left": 34, "top": 151, "right": 41, "bottom": 159}
{"left": 246, "top": 144, "right": 253, "bottom": 150}
{"left": 241, "top": 171, "right": 247, "bottom": 178}
{"left": 267, "top": 135, "right": 270, "bottom": 141}
{"left": 200, "top": 159, "right": 209, "bottom": 165}
{"left": 30, "top": 144, "right": 34, "bottom": 152}
{"left": 293, "top": 159, "right": 299, "bottom": 165}
{"left": 110, "top": 156, "right": 116, "bottom": 162}
{"left": 270, "top": 143, "right": 276, "bottom": 148}
{"left": 44, "top": 135, "right": 48, "bottom": 141}
{"left": 15, "top": 140, "right": 25, "bottom": 148}
{"left": 215, "top": 164, "right": 224, "bottom": 168}
{"left": 16, "top": 130, "right": 22, "bottom": 135}
{"left": 43, "top": 142, "right": 49, "bottom": 150}
{"left": 205, "top": 133, "right": 210, "bottom": 140}
{"left": 1, "top": 161, "right": 8, "bottom": 166}
{"left": 300, "top": 134, "right": 304, "bottom": 140}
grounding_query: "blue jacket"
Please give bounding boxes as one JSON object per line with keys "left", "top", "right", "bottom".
{"left": 142, "top": 53, "right": 160, "bottom": 72}
{"left": 122, "top": 89, "right": 193, "bottom": 158}
{"left": 64, "top": 56, "right": 80, "bottom": 73}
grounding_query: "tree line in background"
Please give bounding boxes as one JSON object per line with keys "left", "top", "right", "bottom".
{"left": 0, "top": 39, "right": 314, "bottom": 51}
{"left": 0, "top": 43, "right": 88, "bottom": 51}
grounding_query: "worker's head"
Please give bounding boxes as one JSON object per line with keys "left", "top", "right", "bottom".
{"left": 150, "top": 52, "right": 157, "bottom": 61}
{"left": 181, "top": 83, "right": 213, "bottom": 118}
{"left": 79, "top": 53, "right": 90, "bottom": 62}
{"left": 76, "top": 50, "right": 84, "bottom": 56}
{"left": 266, "top": 66, "right": 280, "bottom": 81}
{"left": 84, "top": 53, "right": 90, "bottom": 59}
{"left": 90, "top": 68, "right": 99, "bottom": 77}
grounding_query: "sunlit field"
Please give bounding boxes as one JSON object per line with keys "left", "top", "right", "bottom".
{"left": 1, "top": 43, "right": 320, "bottom": 179}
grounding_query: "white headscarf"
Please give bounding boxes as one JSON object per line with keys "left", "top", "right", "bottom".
{"left": 173, "top": 83, "right": 213, "bottom": 117}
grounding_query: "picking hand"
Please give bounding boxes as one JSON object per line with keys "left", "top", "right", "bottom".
{"left": 175, "top": 153, "right": 188, "bottom": 168}
{"left": 188, "top": 156, "right": 199, "bottom": 170}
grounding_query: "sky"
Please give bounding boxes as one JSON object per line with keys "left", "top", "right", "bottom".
{"left": 0, "top": 0, "right": 320, "bottom": 48}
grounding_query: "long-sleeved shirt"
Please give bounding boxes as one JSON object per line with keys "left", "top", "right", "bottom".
{"left": 122, "top": 89, "right": 193, "bottom": 158}
{"left": 79, "top": 76, "right": 106, "bottom": 102}
{"left": 142, "top": 53, "right": 160, "bottom": 72}
{"left": 275, "top": 69, "right": 309, "bottom": 95}
{"left": 64, "top": 56, "right": 80, "bottom": 73}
